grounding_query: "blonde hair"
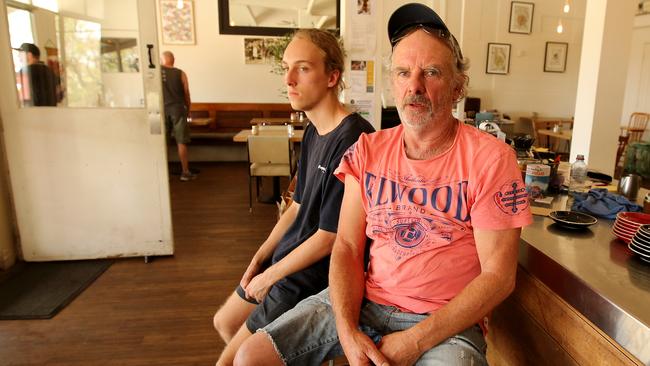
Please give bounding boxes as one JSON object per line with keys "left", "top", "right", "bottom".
{"left": 292, "top": 29, "right": 345, "bottom": 95}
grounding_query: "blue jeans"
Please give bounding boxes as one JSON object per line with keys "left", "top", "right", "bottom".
{"left": 261, "top": 288, "right": 488, "bottom": 366}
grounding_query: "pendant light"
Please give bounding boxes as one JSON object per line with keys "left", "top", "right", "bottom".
{"left": 563, "top": 0, "right": 571, "bottom": 13}
{"left": 556, "top": 18, "right": 564, "bottom": 34}
{"left": 177, "top": 0, "right": 183, "bottom": 9}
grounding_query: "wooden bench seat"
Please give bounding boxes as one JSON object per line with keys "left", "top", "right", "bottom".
{"left": 189, "top": 102, "right": 294, "bottom": 142}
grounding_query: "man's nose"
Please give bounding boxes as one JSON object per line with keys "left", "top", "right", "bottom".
{"left": 406, "top": 70, "right": 426, "bottom": 95}
{"left": 284, "top": 68, "right": 296, "bottom": 86}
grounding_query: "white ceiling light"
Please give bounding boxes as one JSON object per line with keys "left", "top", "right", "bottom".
{"left": 557, "top": 19, "right": 564, "bottom": 33}
{"left": 177, "top": 0, "right": 183, "bottom": 9}
{"left": 563, "top": 0, "right": 571, "bottom": 13}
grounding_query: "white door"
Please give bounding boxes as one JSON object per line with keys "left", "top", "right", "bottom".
{"left": 0, "top": 0, "right": 172, "bottom": 261}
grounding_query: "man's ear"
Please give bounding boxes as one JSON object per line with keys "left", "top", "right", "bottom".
{"left": 327, "top": 69, "right": 341, "bottom": 88}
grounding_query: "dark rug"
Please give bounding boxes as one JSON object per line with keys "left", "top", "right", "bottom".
{"left": 0, "top": 259, "right": 113, "bottom": 320}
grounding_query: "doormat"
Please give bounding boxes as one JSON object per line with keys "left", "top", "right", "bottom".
{"left": 0, "top": 259, "right": 113, "bottom": 320}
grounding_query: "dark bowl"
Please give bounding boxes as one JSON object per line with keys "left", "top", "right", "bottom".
{"left": 549, "top": 211, "right": 598, "bottom": 229}
{"left": 512, "top": 134, "right": 535, "bottom": 150}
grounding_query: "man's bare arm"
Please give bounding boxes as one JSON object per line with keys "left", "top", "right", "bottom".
{"left": 240, "top": 202, "right": 299, "bottom": 289}
{"left": 330, "top": 174, "right": 389, "bottom": 366}
{"left": 181, "top": 70, "right": 191, "bottom": 112}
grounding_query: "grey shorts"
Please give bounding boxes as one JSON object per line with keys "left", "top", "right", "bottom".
{"left": 165, "top": 114, "right": 190, "bottom": 144}
{"left": 261, "top": 288, "right": 488, "bottom": 366}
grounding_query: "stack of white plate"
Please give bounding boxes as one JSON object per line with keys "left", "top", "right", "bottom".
{"left": 629, "top": 224, "right": 650, "bottom": 264}
{"left": 612, "top": 212, "right": 650, "bottom": 244}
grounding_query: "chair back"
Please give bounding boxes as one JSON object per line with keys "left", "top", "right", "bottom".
{"left": 627, "top": 112, "right": 650, "bottom": 143}
{"left": 247, "top": 135, "right": 291, "bottom": 165}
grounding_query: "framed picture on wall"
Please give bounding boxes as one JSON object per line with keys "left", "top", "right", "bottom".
{"left": 509, "top": 1, "right": 534, "bottom": 34}
{"left": 544, "top": 42, "right": 568, "bottom": 72}
{"left": 160, "top": 0, "right": 196, "bottom": 45}
{"left": 486, "top": 43, "right": 511, "bottom": 75}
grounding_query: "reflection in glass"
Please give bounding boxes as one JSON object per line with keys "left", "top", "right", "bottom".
{"left": 6, "top": 1, "right": 144, "bottom": 108}
{"left": 101, "top": 38, "right": 140, "bottom": 73}
{"left": 63, "top": 17, "right": 101, "bottom": 107}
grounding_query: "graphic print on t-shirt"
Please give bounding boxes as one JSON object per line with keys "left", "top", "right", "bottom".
{"left": 493, "top": 180, "right": 529, "bottom": 215}
{"left": 363, "top": 169, "right": 470, "bottom": 261}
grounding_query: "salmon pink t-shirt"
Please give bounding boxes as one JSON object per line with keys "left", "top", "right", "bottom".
{"left": 334, "top": 122, "right": 532, "bottom": 314}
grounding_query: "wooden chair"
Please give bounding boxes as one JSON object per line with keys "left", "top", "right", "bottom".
{"left": 615, "top": 135, "right": 630, "bottom": 178}
{"left": 247, "top": 135, "right": 295, "bottom": 212}
{"left": 625, "top": 112, "right": 650, "bottom": 143}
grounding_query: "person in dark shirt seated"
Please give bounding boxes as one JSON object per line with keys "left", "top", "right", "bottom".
{"left": 212, "top": 28, "right": 375, "bottom": 366}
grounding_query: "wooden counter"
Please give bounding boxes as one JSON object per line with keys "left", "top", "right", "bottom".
{"left": 487, "top": 209, "right": 650, "bottom": 365}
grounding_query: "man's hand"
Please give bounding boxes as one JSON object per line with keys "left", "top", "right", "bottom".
{"left": 339, "top": 328, "right": 389, "bottom": 366}
{"left": 240, "top": 259, "right": 263, "bottom": 289}
{"left": 377, "top": 330, "right": 422, "bottom": 366}
{"left": 244, "top": 271, "right": 275, "bottom": 302}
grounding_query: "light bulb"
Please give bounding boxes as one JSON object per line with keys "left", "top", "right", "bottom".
{"left": 556, "top": 19, "right": 564, "bottom": 34}
{"left": 177, "top": 0, "right": 183, "bottom": 9}
{"left": 563, "top": 3, "right": 570, "bottom": 13}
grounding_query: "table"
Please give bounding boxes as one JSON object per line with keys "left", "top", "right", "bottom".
{"left": 188, "top": 117, "right": 213, "bottom": 126}
{"left": 249, "top": 117, "right": 302, "bottom": 126}
{"left": 232, "top": 129, "right": 304, "bottom": 143}
{"left": 537, "top": 128, "right": 572, "bottom": 153}
{"left": 536, "top": 128, "right": 572, "bottom": 140}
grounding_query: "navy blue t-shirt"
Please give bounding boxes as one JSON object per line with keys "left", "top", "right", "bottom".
{"left": 271, "top": 113, "right": 375, "bottom": 294}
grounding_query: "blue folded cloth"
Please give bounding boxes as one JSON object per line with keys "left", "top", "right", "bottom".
{"left": 571, "top": 188, "right": 642, "bottom": 219}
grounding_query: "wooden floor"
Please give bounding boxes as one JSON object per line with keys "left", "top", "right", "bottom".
{"left": 0, "top": 162, "right": 280, "bottom": 366}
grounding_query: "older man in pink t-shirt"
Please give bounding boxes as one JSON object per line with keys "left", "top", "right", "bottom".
{"left": 234, "top": 4, "right": 532, "bottom": 366}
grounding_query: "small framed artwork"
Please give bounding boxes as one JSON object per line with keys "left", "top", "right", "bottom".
{"left": 486, "top": 43, "right": 511, "bottom": 75}
{"left": 509, "top": 1, "right": 534, "bottom": 34}
{"left": 160, "top": 0, "right": 196, "bottom": 45}
{"left": 544, "top": 42, "right": 568, "bottom": 73}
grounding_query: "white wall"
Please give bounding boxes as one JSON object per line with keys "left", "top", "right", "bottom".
{"left": 460, "top": 0, "right": 585, "bottom": 122}
{"left": 156, "top": 0, "right": 286, "bottom": 103}
{"left": 622, "top": 14, "right": 650, "bottom": 131}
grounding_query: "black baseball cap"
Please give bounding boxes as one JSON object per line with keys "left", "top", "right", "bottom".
{"left": 19, "top": 43, "right": 40, "bottom": 57}
{"left": 388, "top": 3, "right": 451, "bottom": 47}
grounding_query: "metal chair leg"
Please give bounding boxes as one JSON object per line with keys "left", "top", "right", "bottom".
{"left": 248, "top": 174, "right": 253, "bottom": 213}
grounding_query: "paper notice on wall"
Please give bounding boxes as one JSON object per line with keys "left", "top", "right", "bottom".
{"left": 349, "top": 98, "right": 374, "bottom": 122}
{"left": 349, "top": 60, "right": 375, "bottom": 123}
{"left": 350, "top": 60, "right": 374, "bottom": 94}
{"left": 350, "top": 0, "right": 376, "bottom": 53}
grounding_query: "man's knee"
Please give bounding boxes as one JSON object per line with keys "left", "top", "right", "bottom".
{"left": 233, "top": 332, "right": 283, "bottom": 366}
{"left": 213, "top": 310, "right": 242, "bottom": 341}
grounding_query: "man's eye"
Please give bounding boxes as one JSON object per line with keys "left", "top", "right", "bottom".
{"left": 424, "top": 69, "right": 441, "bottom": 77}
{"left": 299, "top": 66, "right": 309, "bottom": 72}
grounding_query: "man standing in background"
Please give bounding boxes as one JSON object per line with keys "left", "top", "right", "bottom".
{"left": 161, "top": 51, "right": 195, "bottom": 181}
{"left": 17, "top": 43, "right": 58, "bottom": 107}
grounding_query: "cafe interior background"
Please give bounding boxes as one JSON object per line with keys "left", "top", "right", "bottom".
{"left": 0, "top": 0, "right": 648, "bottom": 293}
{"left": 0, "top": 1, "right": 649, "bottom": 365}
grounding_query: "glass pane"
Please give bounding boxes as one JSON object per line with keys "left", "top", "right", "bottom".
{"left": 62, "top": 17, "right": 102, "bottom": 107}
{"left": 5, "top": 1, "right": 144, "bottom": 108}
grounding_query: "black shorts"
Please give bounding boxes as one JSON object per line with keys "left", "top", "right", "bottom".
{"left": 237, "top": 280, "right": 320, "bottom": 333}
